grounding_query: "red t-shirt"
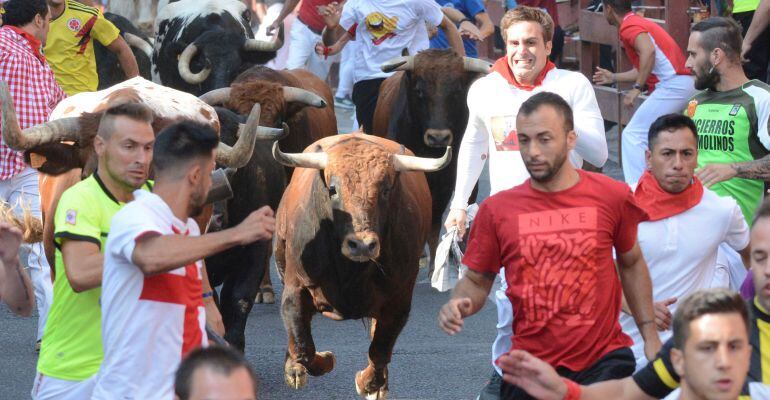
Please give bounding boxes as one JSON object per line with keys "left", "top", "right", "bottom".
{"left": 297, "top": 0, "right": 335, "bottom": 33}
{"left": 463, "top": 170, "right": 648, "bottom": 371}
{"left": 619, "top": 13, "right": 689, "bottom": 92}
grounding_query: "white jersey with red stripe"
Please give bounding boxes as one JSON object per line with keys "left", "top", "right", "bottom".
{"left": 93, "top": 190, "right": 207, "bottom": 400}
{"left": 619, "top": 12, "right": 689, "bottom": 91}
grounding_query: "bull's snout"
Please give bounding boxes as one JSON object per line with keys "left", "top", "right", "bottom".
{"left": 424, "top": 129, "right": 453, "bottom": 148}
{"left": 342, "top": 232, "right": 381, "bottom": 262}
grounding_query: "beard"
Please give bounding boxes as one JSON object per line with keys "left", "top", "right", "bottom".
{"left": 189, "top": 187, "right": 207, "bottom": 217}
{"left": 524, "top": 150, "right": 569, "bottom": 183}
{"left": 694, "top": 61, "right": 721, "bottom": 90}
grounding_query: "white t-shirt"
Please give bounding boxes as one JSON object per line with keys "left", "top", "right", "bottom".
{"left": 620, "top": 188, "right": 749, "bottom": 371}
{"left": 92, "top": 190, "right": 207, "bottom": 400}
{"left": 449, "top": 67, "right": 609, "bottom": 209}
{"left": 339, "top": 0, "right": 444, "bottom": 83}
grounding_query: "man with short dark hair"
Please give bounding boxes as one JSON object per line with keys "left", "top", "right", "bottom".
{"left": 443, "top": 9, "right": 609, "bottom": 397}
{"left": 671, "top": 290, "right": 751, "bottom": 400}
{"left": 494, "top": 198, "right": 770, "bottom": 400}
{"left": 174, "top": 346, "right": 258, "bottom": 400}
{"left": 597, "top": 0, "right": 695, "bottom": 186}
{"left": 92, "top": 121, "right": 276, "bottom": 400}
{"left": 438, "top": 92, "right": 659, "bottom": 400}
{"left": 619, "top": 113, "right": 749, "bottom": 372}
{"left": 0, "top": 0, "right": 67, "bottom": 350}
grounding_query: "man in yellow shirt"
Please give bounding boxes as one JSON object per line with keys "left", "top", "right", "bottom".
{"left": 45, "top": 0, "right": 138, "bottom": 95}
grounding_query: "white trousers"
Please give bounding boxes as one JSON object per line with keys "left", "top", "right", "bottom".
{"left": 285, "top": 18, "right": 338, "bottom": 81}
{"left": 621, "top": 75, "right": 696, "bottom": 185}
{"left": 31, "top": 372, "right": 96, "bottom": 400}
{"left": 255, "top": 3, "right": 290, "bottom": 70}
{"left": 336, "top": 39, "right": 359, "bottom": 99}
{"left": 0, "top": 166, "right": 52, "bottom": 341}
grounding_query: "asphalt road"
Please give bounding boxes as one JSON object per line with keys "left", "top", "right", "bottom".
{"left": 0, "top": 265, "right": 499, "bottom": 400}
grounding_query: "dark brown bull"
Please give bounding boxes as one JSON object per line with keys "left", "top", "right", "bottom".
{"left": 272, "top": 134, "right": 450, "bottom": 398}
{"left": 199, "top": 66, "right": 337, "bottom": 304}
{"left": 372, "top": 49, "right": 489, "bottom": 272}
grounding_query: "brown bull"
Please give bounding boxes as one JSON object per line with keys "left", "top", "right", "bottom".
{"left": 272, "top": 134, "right": 450, "bottom": 399}
{"left": 200, "top": 66, "right": 337, "bottom": 304}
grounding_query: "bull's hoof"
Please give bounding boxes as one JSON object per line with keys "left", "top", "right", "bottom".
{"left": 255, "top": 287, "right": 276, "bottom": 304}
{"left": 354, "top": 368, "right": 388, "bottom": 400}
{"left": 284, "top": 360, "right": 308, "bottom": 390}
{"left": 261, "top": 289, "right": 275, "bottom": 304}
{"left": 418, "top": 254, "right": 429, "bottom": 269}
{"left": 309, "top": 351, "right": 336, "bottom": 376}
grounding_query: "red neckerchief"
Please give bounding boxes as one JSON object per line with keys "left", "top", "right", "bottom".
{"left": 5, "top": 26, "right": 46, "bottom": 63}
{"left": 490, "top": 56, "right": 555, "bottom": 91}
{"left": 634, "top": 170, "right": 704, "bottom": 222}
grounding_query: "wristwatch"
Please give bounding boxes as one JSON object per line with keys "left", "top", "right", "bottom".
{"left": 632, "top": 83, "right": 643, "bottom": 91}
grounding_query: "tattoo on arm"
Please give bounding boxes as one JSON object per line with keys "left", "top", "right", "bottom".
{"left": 733, "top": 155, "right": 770, "bottom": 180}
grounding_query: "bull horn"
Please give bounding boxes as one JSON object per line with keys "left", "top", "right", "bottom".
{"left": 216, "top": 103, "right": 286, "bottom": 168}
{"left": 124, "top": 32, "right": 153, "bottom": 59}
{"left": 178, "top": 43, "right": 211, "bottom": 84}
{"left": 381, "top": 56, "right": 414, "bottom": 73}
{"left": 463, "top": 57, "right": 492, "bottom": 74}
{"left": 243, "top": 34, "right": 282, "bottom": 52}
{"left": 272, "top": 142, "right": 328, "bottom": 170}
{"left": 0, "top": 81, "right": 82, "bottom": 150}
{"left": 392, "top": 146, "right": 452, "bottom": 172}
{"left": 283, "top": 87, "right": 327, "bottom": 108}
{"left": 200, "top": 87, "right": 232, "bottom": 106}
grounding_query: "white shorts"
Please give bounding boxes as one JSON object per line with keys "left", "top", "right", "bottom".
{"left": 31, "top": 372, "right": 96, "bottom": 400}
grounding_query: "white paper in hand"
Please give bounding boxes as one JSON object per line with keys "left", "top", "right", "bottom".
{"left": 431, "top": 226, "right": 468, "bottom": 292}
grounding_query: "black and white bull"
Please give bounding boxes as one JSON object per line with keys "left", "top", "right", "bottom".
{"left": 152, "top": 0, "right": 282, "bottom": 96}
{"left": 372, "top": 49, "right": 490, "bottom": 270}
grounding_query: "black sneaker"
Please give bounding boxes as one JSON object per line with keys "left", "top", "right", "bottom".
{"left": 477, "top": 369, "right": 502, "bottom": 400}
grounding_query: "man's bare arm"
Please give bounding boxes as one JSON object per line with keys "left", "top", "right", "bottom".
{"left": 618, "top": 242, "right": 661, "bottom": 359}
{"left": 106, "top": 37, "right": 139, "bottom": 79}
{"left": 132, "top": 207, "right": 275, "bottom": 276}
{"left": 632, "top": 33, "right": 656, "bottom": 88}
{"left": 438, "top": 269, "right": 495, "bottom": 335}
{"left": 438, "top": 15, "right": 466, "bottom": 56}
{"left": 0, "top": 224, "right": 34, "bottom": 316}
{"left": 732, "top": 154, "right": 770, "bottom": 180}
{"left": 62, "top": 240, "right": 103, "bottom": 293}
{"left": 743, "top": 0, "right": 770, "bottom": 59}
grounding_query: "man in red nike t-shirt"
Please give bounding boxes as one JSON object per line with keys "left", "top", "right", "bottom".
{"left": 438, "top": 92, "right": 661, "bottom": 400}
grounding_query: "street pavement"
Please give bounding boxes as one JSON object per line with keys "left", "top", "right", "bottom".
{"left": 0, "top": 265, "right": 499, "bottom": 400}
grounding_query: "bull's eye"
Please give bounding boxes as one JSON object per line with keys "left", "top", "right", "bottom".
{"left": 328, "top": 185, "right": 337, "bottom": 197}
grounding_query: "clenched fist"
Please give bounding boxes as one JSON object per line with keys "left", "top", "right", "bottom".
{"left": 438, "top": 297, "right": 473, "bottom": 335}
{"left": 233, "top": 206, "right": 276, "bottom": 244}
